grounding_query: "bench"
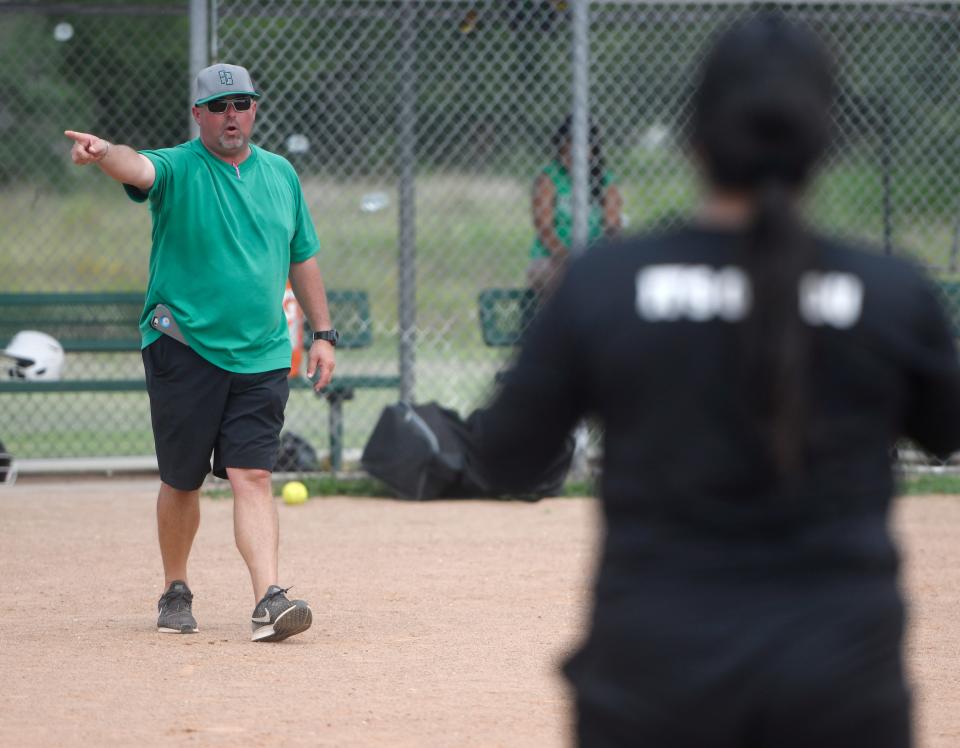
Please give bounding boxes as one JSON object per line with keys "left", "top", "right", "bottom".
{"left": 0, "top": 290, "right": 398, "bottom": 472}
{"left": 477, "top": 288, "right": 540, "bottom": 387}
{"left": 477, "top": 288, "right": 539, "bottom": 347}
{"left": 0, "top": 291, "right": 145, "bottom": 391}
{"left": 291, "top": 290, "right": 400, "bottom": 471}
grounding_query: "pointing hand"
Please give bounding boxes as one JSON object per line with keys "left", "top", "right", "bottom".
{"left": 64, "top": 130, "right": 109, "bottom": 165}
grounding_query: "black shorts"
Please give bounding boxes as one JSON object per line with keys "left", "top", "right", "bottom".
{"left": 142, "top": 335, "right": 290, "bottom": 490}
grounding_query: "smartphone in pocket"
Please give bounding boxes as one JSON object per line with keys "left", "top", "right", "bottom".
{"left": 150, "top": 303, "right": 188, "bottom": 346}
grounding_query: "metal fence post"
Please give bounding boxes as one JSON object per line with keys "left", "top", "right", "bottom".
{"left": 879, "top": 95, "right": 894, "bottom": 256}
{"left": 570, "top": 0, "right": 591, "bottom": 254}
{"left": 398, "top": 2, "right": 418, "bottom": 403}
{"left": 210, "top": 0, "right": 219, "bottom": 62}
{"left": 188, "top": 0, "right": 208, "bottom": 138}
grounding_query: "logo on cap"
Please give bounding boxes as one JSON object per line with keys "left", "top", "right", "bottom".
{"left": 219, "top": 71, "right": 234, "bottom": 86}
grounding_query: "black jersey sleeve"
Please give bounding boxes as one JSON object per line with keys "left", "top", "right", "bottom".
{"left": 471, "top": 266, "right": 589, "bottom": 492}
{"left": 901, "top": 270, "right": 960, "bottom": 459}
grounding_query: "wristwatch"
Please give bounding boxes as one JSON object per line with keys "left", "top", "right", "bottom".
{"left": 312, "top": 329, "right": 339, "bottom": 347}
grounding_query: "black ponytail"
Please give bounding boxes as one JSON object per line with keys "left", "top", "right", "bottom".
{"left": 553, "top": 115, "right": 608, "bottom": 204}
{"left": 590, "top": 144, "right": 607, "bottom": 205}
{"left": 692, "top": 14, "right": 834, "bottom": 475}
{"left": 747, "top": 181, "right": 818, "bottom": 474}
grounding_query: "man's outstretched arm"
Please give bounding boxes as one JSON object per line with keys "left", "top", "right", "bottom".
{"left": 64, "top": 130, "right": 155, "bottom": 192}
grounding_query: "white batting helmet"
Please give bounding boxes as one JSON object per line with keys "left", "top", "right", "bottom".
{"left": 2, "top": 330, "right": 65, "bottom": 381}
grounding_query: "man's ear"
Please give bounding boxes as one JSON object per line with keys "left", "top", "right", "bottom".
{"left": 191, "top": 106, "right": 201, "bottom": 125}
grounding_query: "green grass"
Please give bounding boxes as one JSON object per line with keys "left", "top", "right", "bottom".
{"left": 200, "top": 472, "right": 960, "bottom": 501}
{"left": 899, "top": 471, "right": 960, "bottom": 496}
{"left": 202, "top": 474, "right": 596, "bottom": 500}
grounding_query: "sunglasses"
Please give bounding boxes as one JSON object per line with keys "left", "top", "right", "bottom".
{"left": 205, "top": 96, "right": 253, "bottom": 114}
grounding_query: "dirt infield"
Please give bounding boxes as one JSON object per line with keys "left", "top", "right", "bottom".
{"left": 0, "top": 479, "right": 958, "bottom": 747}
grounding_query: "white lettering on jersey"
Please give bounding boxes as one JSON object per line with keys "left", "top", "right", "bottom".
{"left": 636, "top": 265, "right": 751, "bottom": 322}
{"left": 636, "top": 265, "right": 863, "bottom": 328}
{"left": 799, "top": 271, "right": 863, "bottom": 329}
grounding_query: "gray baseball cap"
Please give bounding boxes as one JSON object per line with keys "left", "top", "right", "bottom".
{"left": 193, "top": 63, "right": 260, "bottom": 106}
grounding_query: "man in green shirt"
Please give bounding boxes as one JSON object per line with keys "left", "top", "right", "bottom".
{"left": 65, "top": 63, "right": 335, "bottom": 643}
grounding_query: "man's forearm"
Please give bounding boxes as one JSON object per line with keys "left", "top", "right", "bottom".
{"left": 290, "top": 256, "right": 337, "bottom": 391}
{"left": 64, "top": 130, "right": 154, "bottom": 191}
{"left": 96, "top": 143, "right": 155, "bottom": 190}
{"left": 288, "top": 258, "right": 332, "bottom": 330}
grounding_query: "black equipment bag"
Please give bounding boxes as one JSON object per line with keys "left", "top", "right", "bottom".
{"left": 361, "top": 402, "right": 573, "bottom": 500}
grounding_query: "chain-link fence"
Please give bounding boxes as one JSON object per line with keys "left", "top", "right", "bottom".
{"left": 0, "top": 1, "right": 190, "bottom": 461}
{"left": 2, "top": 0, "right": 960, "bottom": 470}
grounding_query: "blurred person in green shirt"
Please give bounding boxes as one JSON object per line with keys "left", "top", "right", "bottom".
{"left": 528, "top": 116, "right": 623, "bottom": 296}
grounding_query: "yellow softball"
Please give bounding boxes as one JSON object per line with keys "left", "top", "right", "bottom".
{"left": 281, "top": 480, "right": 309, "bottom": 505}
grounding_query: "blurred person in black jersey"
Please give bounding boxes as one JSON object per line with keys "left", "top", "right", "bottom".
{"left": 471, "top": 14, "right": 960, "bottom": 748}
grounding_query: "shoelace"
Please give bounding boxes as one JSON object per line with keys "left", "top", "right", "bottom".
{"left": 253, "top": 586, "right": 293, "bottom": 622}
{"left": 160, "top": 588, "right": 192, "bottom": 609}
{"left": 264, "top": 585, "right": 292, "bottom": 601}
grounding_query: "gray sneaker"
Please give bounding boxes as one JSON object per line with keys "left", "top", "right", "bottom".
{"left": 251, "top": 585, "right": 312, "bottom": 642}
{"left": 157, "top": 580, "right": 198, "bottom": 634}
